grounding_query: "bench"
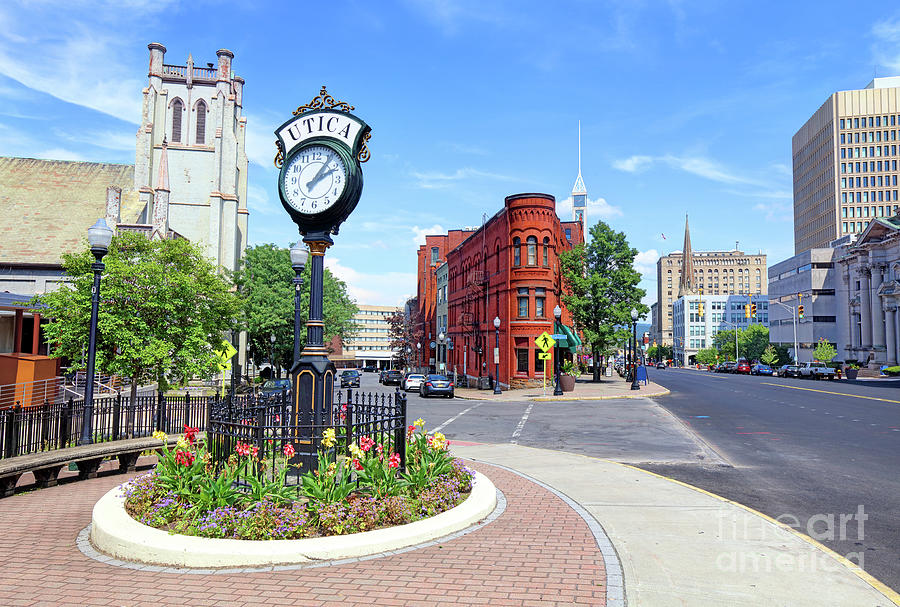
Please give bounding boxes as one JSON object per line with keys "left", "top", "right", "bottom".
{"left": 0, "top": 435, "right": 185, "bottom": 498}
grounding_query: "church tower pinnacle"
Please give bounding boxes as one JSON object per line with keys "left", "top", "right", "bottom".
{"left": 571, "top": 120, "right": 587, "bottom": 223}
{"left": 678, "top": 214, "right": 696, "bottom": 297}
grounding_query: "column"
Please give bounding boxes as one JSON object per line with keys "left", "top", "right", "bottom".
{"left": 859, "top": 267, "right": 873, "bottom": 348}
{"left": 885, "top": 305, "right": 897, "bottom": 366}
{"left": 871, "top": 264, "right": 886, "bottom": 352}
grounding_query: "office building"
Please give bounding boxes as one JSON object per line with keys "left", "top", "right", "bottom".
{"left": 672, "top": 294, "right": 769, "bottom": 366}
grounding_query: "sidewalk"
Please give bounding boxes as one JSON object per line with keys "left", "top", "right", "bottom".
{"left": 452, "top": 443, "right": 899, "bottom": 607}
{"left": 454, "top": 373, "right": 669, "bottom": 401}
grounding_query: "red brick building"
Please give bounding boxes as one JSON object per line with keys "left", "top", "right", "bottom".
{"left": 415, "top": 193, "right": 583, "bottom": 388}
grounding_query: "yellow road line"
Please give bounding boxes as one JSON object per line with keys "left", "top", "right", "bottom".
{"left": 612, "top": 461, "right": 900, "bottom": 605}
{"left": 761, "top": 382, "right": 900, "bottom": 404}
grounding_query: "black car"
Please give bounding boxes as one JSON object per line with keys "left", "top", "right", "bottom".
{"left": 382, "top": 370, "right": 403, "bottom": 386}
{"left": 777, "top": 364, "right": 800, "bottom": 378}
{"left": 656, "top": 361, "right": 666, "bottom": 369}
{"left": 420, "top": 374, "right": 454, "bottom": 398}
{"left": 362, "top": 365, "right": 377, "bottom": 373}
{"left": 340, "top": 369, "right": 361, "bottom": 388}
{"left": 260, "top": 378, "right": 291, "bottom": 394}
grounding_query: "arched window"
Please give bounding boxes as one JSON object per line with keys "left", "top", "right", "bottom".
{"left": 513, "top": 237, "right": 521, "bottom": 267}
{"left": 195, "top": 100, "right": 207, "bottom": 144}
{"left": 171, "top": 98, "right": 183, "bottom": 143}
{"left": 495, "top": 245, "right": 500, "bottom": 273}
{"left": 542, "top": 237, "right": 550, "bottom": 267}
{"left": 526, "top": 236, "right": 537, "bottom": 266}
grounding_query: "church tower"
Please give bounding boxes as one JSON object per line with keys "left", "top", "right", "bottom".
{"left": 678, "top": 215, "right": 696, "bottom": 297}
{"left": 135, "top": 43, "right": 248, "bottom": 275}
{"left": 571, "top": 121, "right": 587, "bottom": 223}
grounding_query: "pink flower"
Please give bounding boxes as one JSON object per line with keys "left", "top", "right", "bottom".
{"left": 388, "top": 453, "right": 400, "bottom": 469}
{"left": 251, "top": 445, "right": 259, "bottom": 458}
{"left": 352, "top": 458, "right": 363, "bottom": 471}
{"left": 235, "top": 442, "right": 251, "bottom": 457}
{"left": 359, "top": 436, "right": 375, "bottom": 453}
{"left": 407, "top": 425, "right": 416, "bottom": 437}
{"left": 183, "top": 425, "right": 199, "bottom": 446}
{"left": 376, "top": 444, "right": 384, "bottom": 455}
{"left": 283, "top": 444, "right": 296, "bottom": 458}
{"left": 175, "top": 449, "right": 195, "bottom": 467}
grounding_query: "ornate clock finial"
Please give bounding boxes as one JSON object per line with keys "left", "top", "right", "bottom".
{"left": 292, "top": 85, "right": 355, "bottom": 116}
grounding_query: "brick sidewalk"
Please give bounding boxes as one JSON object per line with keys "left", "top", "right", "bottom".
{"left": 0, "top": 460, "right": 607, "bottom": 607}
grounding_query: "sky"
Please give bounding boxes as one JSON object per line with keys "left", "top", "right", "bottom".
{"left": 4, "top": 1, "right": 900, "bottom": 312}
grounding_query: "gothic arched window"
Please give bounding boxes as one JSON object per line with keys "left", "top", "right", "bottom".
{"left": 526, "top": 236, "right": 537, "bottom": 266}
{"left": 542, "top": 237, "right": 550, "bottom": 267}
{"left": 171, "top": 98, "right": 183, "bottom": 143}
{"left": 513, "top": 237, "right": 521, "bottom": 267}
{"left": 195, "top": 100, "right": 207, "bottom": 145}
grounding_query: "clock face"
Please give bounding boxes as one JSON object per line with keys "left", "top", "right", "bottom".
{"left": 281, "top": 145, "right": 348, "bottom": 214}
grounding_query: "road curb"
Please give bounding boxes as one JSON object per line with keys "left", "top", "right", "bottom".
{"left": 612, "top": 461, "right": 900, "bottom": 606}
{"left": 531, "top": 389, "right": 671, "bottom": 402}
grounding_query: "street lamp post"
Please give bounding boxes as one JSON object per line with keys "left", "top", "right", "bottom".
{"left": 493, "top": 316, "right": 501, "bottom": 394}
{"left": 79, "top": 218, "right": 113, "bottom": 445}
{"left": 269, "top": 333, "right": 276, "bottom": 378}
{"left": 438, "top": 330, "right": 445, "bottom": 373}
{"left": 416, "top": 342, "right": 421, "bottom": 373}
{"left": 630, "top": 308, "right": 641, "bottom": 391}
{"left": 770, "top": 300, "right": 799, "bottom": 363}
{"left": 290, "top": 243, "right": 309, "bottom": 368}
{"left": 553, "top": 305, "right": 563, "bottom": 396}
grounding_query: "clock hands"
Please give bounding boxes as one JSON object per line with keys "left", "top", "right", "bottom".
{"left": 306, "top": 162, "right": 337, "bottom": 191}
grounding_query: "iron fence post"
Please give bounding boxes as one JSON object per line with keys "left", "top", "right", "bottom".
{"left": 344, "top": 389, "right": 353, "bottom": 458}
{"left": 59, "top": 398, "right": 73, "bottom": 449}
{"left": 112, "top": 394, "right": 121, "bottom": 440}
{"left": 5, "top": 404, "right": 21, "bottom": 458}
{"left": 155, "top": 390, "right": 165, "bottom": 431}
{"left": 40, "top": 400, "right": 51, "bottom": 448}
{"left": 183, "top": 392, "right": 191, "bottom": 430}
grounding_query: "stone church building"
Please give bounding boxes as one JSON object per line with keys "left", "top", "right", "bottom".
{"left": 0, "top": 42, "right": 248, "bottom": 362}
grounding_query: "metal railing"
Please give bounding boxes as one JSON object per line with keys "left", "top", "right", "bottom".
{"left": 0, "top": 378, "right": 64, "bottom": 410}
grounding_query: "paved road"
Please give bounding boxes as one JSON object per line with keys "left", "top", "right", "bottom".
{"left": 645, "top": 368, "right": 900, "bottom": 593}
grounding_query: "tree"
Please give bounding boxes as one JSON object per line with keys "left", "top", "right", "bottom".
{"left": 387, "top": 297, "right": 423, "bottom": 370}
{"left": 560, "top": 221, "right": 648, "bottom": 381}
{"left": 646, "top": 344, "right": 673, "bottom": 363}
{"left": 742, "top": 325, "right": 770, "bottom": 362}
{"left": 813, "top": 338, "right": 838, "bottom": 364}
{"left": 235, "top": 244, "right": 357, "bottom": 376}
{"left": 713, "top": 329, "right": 739, "bottom": 361}
{"left": 760, "top": 344, "right": 778, "bottom": 366}
{"left": 37, "top": 232, "right": 241, "bottom": 401}
{"left": 695, "top": 347, "right": 719, "bottom": 365}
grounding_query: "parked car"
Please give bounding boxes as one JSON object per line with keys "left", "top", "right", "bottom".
{"left": 419, "top": 374, "right": 454, "bottom": 398}
{"left": 720, "top": 361, "right": 737, "bottom": 373}
{"left": 777, "top": 364, "right": 800, "bottom": 378}
{"left": 735, "top": 361, "right": 751, "bottom": 374}
{"left": 260, "top": 378, "right": 291, "bottom": 394}
{"left": 362, "top": 365, "right": 377, "bottom": 373}
{"left": 656, "top": 361, "right": 667, "bottom": 369}
{"left": 403, "top": 373, "right": 426, "bottom": 392}
{"left": 751, "top": 364, "right": 774, "bottom": 376}
{"left": 798, "top": 361, "right": 836, "bottom": 380}
{"left": 382, "top": 370, "right": 403, "bottom": 386}
{"left": 340, "top": 369, "right": 361, "bottom": 388}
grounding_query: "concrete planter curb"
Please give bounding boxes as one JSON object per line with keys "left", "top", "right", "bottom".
{"left": 90, "top": 471, "right": 496, "bottom": 568}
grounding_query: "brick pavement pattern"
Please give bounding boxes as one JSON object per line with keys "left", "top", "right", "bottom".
{"left": 0, "top": 459, "right": 607, "bottom": 606}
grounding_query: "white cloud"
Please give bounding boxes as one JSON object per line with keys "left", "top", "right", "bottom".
{"left": 35, "top": 148, "right": 87, "bottom": 161}
{"left": 325, "top": 256, "right": 415, "bottom": 306}
{"left": 752, "top": 200, "right": 793, "bottom": 223}
{"left": 556, "top": 195, "right": 622, "bottom": 221}
{"left": 634, "top": 248, "right": 660, "bottom": 276}
{"left": 410, "top": 167, "right": 516, "bottom": 189}
{"left": 247, "top": 183, "right": 281, "bottom": 216}
{"left": 873, "top": 18, "right": 900, "bottom": 71}
{"left": 52, "top": 127, "right": 135, "bottom": 152}
{"left": 411, "top": 224, "right": 445, "bottom": 246}
{"left": 612, "top": 155, "right": 652, "bottom": 173}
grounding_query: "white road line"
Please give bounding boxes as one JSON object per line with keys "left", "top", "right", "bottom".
{"left": 510, "top": 402, "right": 535, "bottom": 444}
{"left": 431, "top": 402, "right": 484, "bottom": 434}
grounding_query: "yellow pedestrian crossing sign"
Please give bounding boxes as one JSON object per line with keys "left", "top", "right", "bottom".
{"left": 216, "top": 341, "right": 238, "bottom": 371}
{"left": 535, "top": 332, "right": 555, "bottom": 352}
{"left": 538, "top": 352, "right": 551, "bottom": 360}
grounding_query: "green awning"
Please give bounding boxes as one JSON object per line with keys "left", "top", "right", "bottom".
{"left": 554, "top": 321, "right": 582, "bottom": 354}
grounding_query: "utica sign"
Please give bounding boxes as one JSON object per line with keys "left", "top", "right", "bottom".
{"left": 276, "top": 110, "right": 366, "bottom": 157}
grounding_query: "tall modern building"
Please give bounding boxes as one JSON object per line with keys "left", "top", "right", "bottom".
{"left": 654, "top": 217, "right": 768, "bottom": 346}
{"left": 572, "top": 122, "right": 587, "bottom": 223}
{"left": 335, "top": 305, "right": 400, "bottom": 370}
{"left": 792, "top": 77, "right": 900, "bottom": 254}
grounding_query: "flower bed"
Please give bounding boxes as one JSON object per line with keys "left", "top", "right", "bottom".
{"left": 123, "top": 419, "right": 474, "bottom": 540}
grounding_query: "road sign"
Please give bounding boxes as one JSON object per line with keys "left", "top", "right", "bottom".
{"left": 550, "top": 334, "right": 566, "bottom": 340}
{"left": 538, "top": 352, "right": 551, "bottom": 360}
{"left": 493, "top": 347, "right": 499, "bottom": 364}
{"left": 535, "top": 332, "right": 556, "bottom": 352}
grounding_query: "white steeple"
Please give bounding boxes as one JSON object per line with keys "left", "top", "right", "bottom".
{"left": 571, "top": 121, "right": 587, "bottom": 222}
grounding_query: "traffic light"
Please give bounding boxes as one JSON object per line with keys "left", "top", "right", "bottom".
{"left": 750, "top": 303, "right": 757, "bottom": 317}
{"left": 798, "top": 304, "right": 804, "bottom": 319}
{"left": 744, "top": 304, "right": 751, "bottom": 318}
{"left": 698, "top": 302, "right": 704, "bottom": 317}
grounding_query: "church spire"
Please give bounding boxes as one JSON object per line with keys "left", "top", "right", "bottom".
{"left": 678, "top": 214, "right": 695, "bottom": 297}
{"left": 571, "top": 120, "right": 587, "bottom": 223}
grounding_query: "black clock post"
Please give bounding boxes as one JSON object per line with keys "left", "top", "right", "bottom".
{"left": 274, "top": 87, "right": 371, "bottom": 470}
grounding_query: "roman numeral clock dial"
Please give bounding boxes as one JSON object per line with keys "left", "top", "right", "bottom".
{"left": 281, "top": 144, "right": 348, "bottom": 214}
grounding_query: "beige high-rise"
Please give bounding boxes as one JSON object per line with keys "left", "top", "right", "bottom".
{"left": 793, "top": 77, "right": 900, "bottom": 254}
{"left": 654, "top": 217, "right": 767, "bottom": 346}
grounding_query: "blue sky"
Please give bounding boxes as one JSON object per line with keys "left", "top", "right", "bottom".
{"left": 4, "top": 1, "right": 900, "bottom": 310}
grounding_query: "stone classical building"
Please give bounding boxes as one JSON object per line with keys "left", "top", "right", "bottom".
{"left": 654, "top": 216, "right": 768, "bottom": 346}
{"left": 792, "top": 77, "right": 900, "bottom": 254}
{"left": 836, "top": 216, "right": 900, "bottom": 366}
{"left": 767, "top": 249, "right": 839, "bottom": 363}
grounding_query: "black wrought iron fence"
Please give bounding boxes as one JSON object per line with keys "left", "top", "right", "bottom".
{"left": 0, "top": 392, "right": 210, "bottom": 459}
{"left": 206, "top": 388, "right": 407, "bottom": 488}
